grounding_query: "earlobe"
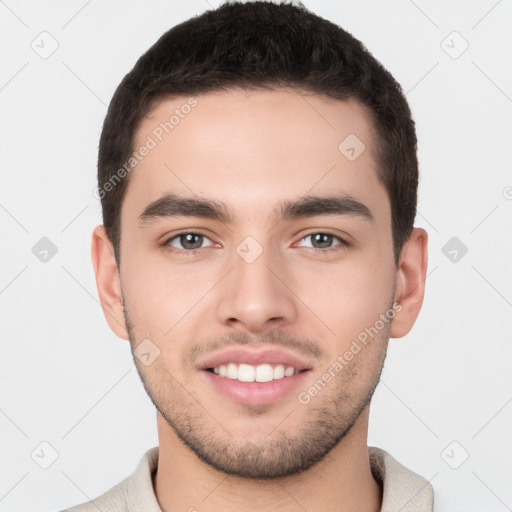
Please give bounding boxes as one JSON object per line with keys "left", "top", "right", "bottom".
{"left": 91, "top": 225, "right": 129, "bottom": 340}
{"left": 389, "top": 228, "right": 429, "bottom": 339}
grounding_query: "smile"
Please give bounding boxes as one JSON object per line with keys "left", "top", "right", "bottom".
{"left": 210, "top": 363, "right": 301, "bottom": 382}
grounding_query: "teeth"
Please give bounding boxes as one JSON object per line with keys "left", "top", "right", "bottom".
{"left": 273, "top": 364, "right": 285, "bottom": 379}
{"left": 284, "top": 366, "right": 295, "bottom": 377}
{"left": 255, "top": 364, "right": 273, "bottom": 382}
{"left": 226, "top": 363, "right": 238, "bottom": 379}
{"left": 212, "top": 363, "right": 300, "bottom": 382}
{"left": 238, "top": 364, "right": 255, "bottom": 382}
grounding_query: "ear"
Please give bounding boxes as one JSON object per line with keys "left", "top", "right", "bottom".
{"left": 389, "top": 227, "right": 428, "bottom": 338}
{"left": 91, "top": 224, "right": 129, "bottom": 340}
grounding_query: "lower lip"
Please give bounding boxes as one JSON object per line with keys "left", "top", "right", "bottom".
{"left": 201, "top": 369, "right": 311, "bottom": 406}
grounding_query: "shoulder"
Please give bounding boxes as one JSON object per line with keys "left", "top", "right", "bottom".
{"left": 59, "top": 446, "right": 160, "bottom": 512}
{"left": 369, "top": 446, "right": 434, "bottom": 512}
{"left": 60, "top": 476, "right": 129, "bottom": 512}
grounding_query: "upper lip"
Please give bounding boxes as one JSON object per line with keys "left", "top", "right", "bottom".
{"left": 197, "top": 347, "right": 314, "bottom": 372}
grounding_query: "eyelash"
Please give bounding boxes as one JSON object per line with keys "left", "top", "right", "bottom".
{"left": 160, "top": 230, "right": 349, "bottom": 256}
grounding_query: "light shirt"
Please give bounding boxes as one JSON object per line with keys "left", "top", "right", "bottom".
{"left": 63, "top": 446, "right": 433, "bottom": 511}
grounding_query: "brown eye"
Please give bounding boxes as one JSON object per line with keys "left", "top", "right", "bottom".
{"left": 311, "top": 233, "right": 335, "bottom": 249}
{"left": 176, "top": 233, "right": 204, "bottom": 250}
{"left": 163, "top": 232, "right": 215, "bottom": 253}
{"left": 298, "top": 233, "right": 348, "bottom": 251}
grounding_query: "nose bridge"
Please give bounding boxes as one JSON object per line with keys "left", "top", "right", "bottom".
{"left": 216, "top": 236, "right": 297, "bottom": 331}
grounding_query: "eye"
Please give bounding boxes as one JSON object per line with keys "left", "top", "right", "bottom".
{"left": 160, "top": 231, "right": 349, "bottom": 256}
{"left": 162, "top": 231, "right": 216, "bottom": 254}
{"left": 296, "top": 232, "right": 349, "bottom": 252}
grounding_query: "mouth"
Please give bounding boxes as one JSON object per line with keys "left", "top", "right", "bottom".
{"left": 198, "top": 347, "right": 313, "bottom": 406}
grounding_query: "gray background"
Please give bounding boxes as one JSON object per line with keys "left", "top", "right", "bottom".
{"left": 1, "top": 0, "right": 511, "bottom": 510}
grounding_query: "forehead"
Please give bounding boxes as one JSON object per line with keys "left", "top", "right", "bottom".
{"left": 124, "top": 88, "right": 389, "bottom": 226}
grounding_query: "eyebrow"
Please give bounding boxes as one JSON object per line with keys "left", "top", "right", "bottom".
{"left": 137, "top": 192, "right": 375, "bottom": 226}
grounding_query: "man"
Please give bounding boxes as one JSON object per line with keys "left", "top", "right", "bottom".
{"left": 66, "top": 1, "right": 431, "bottom": 510}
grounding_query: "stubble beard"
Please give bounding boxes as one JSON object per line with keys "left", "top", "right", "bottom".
{"left": 123, "top": 302, "right": 389, "bottom": 480}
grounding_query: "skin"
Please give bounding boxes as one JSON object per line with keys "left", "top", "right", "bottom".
{"left": 92, "top": 88, "right": 428, "bottom": 512}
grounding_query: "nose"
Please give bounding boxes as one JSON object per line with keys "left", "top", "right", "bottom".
{"left": 215, "top": 242, "right": 298, "bottom": 333}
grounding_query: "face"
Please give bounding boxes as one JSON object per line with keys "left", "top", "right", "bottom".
{"left": 117, "top": 88, "right": 399, "bottom": 478}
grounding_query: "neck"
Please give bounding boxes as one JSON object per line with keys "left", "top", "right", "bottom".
{"left": 153, "top": 406, "right": 382, "bottom": 512}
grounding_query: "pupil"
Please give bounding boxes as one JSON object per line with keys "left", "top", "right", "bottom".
{"left": 182, "top": 233, "right": 202, "bottom": 249}
{"left": 313, "top": 233, "right": 331, "bottom": 248}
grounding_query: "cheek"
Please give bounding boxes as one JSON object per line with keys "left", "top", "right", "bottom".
{"left": 294, "top": 256, "right": 394, "bottom": 343}
{"left": 121, "top": 253, "right": 219, "bottom": 336}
